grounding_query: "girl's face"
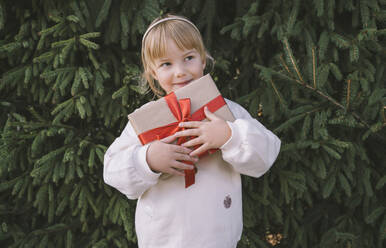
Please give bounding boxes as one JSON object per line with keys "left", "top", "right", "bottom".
{"left": 151, "top": 39, "right": 206, "bottom": 94}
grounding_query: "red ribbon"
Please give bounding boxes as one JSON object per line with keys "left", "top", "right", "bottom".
{"left": 138, "top": 92, "right": 226, "bottom": 188}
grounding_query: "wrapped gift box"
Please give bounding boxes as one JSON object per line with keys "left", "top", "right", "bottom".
{"left": 128, "top": 74, "right": 235, "bottom": 187}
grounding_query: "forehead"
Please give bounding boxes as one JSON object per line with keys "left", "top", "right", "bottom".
{"left": 145, "top": 20, "right": 203, "bottom": 60}
{"left": 157, "top": 39, "right": 197, "bottom": 58}
{"left": 149, "top": 34, "right": 196, "bottom": 60}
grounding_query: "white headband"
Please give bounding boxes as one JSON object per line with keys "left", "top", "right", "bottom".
{"left": 142, "top": 17, "right": 200, "bottom": 44}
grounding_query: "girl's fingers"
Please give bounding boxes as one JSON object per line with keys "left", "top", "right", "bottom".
{"left": 179, "top": 121, "right": 202, "bottom": 128}
{"left": 190, "top": 144, "right": 208, "bottom": 157}
{"left": 204, "top": 106, "right": 219, "bottom": 121}
{"left": 171, "top": 144, "right": 192, "bottom": 154}
{"left": 161, "top": 134, "right": 178, "bottom": 143}
{"left": 175, "top": 129, "right": 200, "bottom": 138}
{"left": 181, "top": 137, "right": 202, "bottom": 148}
{"left": 167, "top": 167, "right": 185, "bottom": 177}
{"left": 174, "top": 153, "right": 198, "bottom": 163}
{"left": 173, "top": 161, "right": 195, "bottom": 170}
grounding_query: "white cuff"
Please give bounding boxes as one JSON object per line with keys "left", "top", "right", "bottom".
{"left": 220, "top": 121, "right": 242, "bottom": 156}
{"left": 134, "top": 144, "right": 161, "bottom": 181}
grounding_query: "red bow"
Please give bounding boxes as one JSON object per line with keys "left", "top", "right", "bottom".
{"left": 138, "top": 92, "right": 226, "bottom": 187}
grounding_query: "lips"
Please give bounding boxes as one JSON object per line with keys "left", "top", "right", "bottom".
{"left": 175, "top": 79, "right": 192, "bottom": 85}
{"left": 174, "top": 79, "right": 193, "bottom": 87}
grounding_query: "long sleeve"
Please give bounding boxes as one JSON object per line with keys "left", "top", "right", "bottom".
{"left": 103, "top": 122, "right": 160, "bottom": 199}
{"left": 221, "top": 100, "right": 281, "bottom": 178}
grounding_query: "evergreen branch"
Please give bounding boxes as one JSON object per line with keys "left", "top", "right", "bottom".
{"left": 279, "top": 55, "right": 301, "bottom": 85}
{"left": 0, "top": 207, "right": 31, "bottom": 215}
{"left": 95, "top": 0, "right": 112, "bottom": 28}
{"left": 28, "top": 122, "right": 76, "bottom": 131}
{"left": 312, "top": 47, "right": 316, "bottom": 88}
{"left": 79, "top": 38, "right": 100, "bottom": 50}
{"left": 0, "top": 41, "right": 22, "bottom": 53}
{"left": 283, "top": 38, "right": 305, "bottom": 84}
{"left": 29, "top": 222, "right": 80, "bottom": 236}
{"left": 254, "top": 64, "right": 384, "bottom": 140}
{"left": 66, "top": 15, "right": 80, "bottom": 24}
{"left": 269, "top": 79, "right": 285, "bottom": 106}
{"left": 38, "top": 22, "right": 65, "bottom": 36}
{"left": 51, "top": 38, "right": 75, "bottom": 48}
{"left": 33, "top": 51, "right": 55, "bottom": 64}
{"left": 0, "top": 173, "right": 28, "bottom": 192}
{"left": 79, "top": 32, "right": 101, "bottom": 39}
{"left": 32, "top": 146, "right": 68, "bottom": 169}
{"left": 280, "top": 41, "right": 381, "bottom": 137}
{"left": 274, "top": 107, "right": 322, "bottom": 133}
{"left": 297, "top": 81, "right": 377, "bottom": 136}
{"left": 88, "top": 51, "right": 100, "bottom": 69}
{"left": 346, "top": 79, "right": 351, "bottom": 109}
{"left": 0, "top": 3, "right": 4, "bottom": 31}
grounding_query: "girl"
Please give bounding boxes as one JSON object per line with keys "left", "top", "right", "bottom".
{"left": 104, "top": 14, "right": 281, "bottom": 248}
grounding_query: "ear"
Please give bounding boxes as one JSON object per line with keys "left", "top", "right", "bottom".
{"left": 202, "top": 59, "right": 206, "bottom": 71}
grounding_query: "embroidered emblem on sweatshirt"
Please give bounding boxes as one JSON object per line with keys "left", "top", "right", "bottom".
{"left": 223, "top": 195, "right": 232, "bottom": 208}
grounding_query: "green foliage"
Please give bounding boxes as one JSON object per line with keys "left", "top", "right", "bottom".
{"left": 1, "top": 0, "right": 385, "bottom": 247}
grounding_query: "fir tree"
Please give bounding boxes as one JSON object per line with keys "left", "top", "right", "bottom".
{"left": 1, "top": 0, "right": 385, "bottom": 247}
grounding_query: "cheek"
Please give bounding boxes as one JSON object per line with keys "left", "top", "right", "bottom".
{"left": 198, "top": 64, "right": 205, "bottom": 76}
{"left": 153, "top": 69, "right": 167, "bottom": 82}
{"left": 191, "top": 61, "right": 204, "bottom": 76}
{"left": 156, "top": 77, "right": 173, "bottom": 92}
{"left": 154, "top": 72, "right": 168, "bottom": 84}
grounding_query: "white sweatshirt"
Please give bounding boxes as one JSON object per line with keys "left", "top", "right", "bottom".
{"left": 104, "top": 99, "right": 281, "bottom": 248}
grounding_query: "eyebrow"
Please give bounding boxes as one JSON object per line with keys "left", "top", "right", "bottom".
{"left": 157, "top": 49, "right": 196, "bottom": 62}
{"left": 182, "top": 49, "right": 195, "bottom": 56}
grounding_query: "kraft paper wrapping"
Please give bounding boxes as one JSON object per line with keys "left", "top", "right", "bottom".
{"left": 128, "top": 74, "right": 235, "bottom": 136}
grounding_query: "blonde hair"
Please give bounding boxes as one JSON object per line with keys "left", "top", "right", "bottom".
{"left": 141, "top": 14, "right": 212, "bottom": 97}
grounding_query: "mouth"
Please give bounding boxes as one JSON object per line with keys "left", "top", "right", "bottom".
{"left": 174, "top": 79, "right": 193, "bottom": 87}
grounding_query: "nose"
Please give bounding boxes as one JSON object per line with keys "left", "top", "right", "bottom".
{"left": 174, "top": 63, "right": 186, "bottom": 78}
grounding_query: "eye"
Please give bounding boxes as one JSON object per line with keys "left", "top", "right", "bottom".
{"left": 160, "top": 62, "right": 171, "bottom": 67}
{"left": 185, "top": 55, "right": 194, "bottom": 61}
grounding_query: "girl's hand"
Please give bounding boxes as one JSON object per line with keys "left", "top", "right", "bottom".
{"left": 146, "top": 135, "right": 198, "bottom": 176}
{"left": 175, "top": 107, "right": 231, "bottom": 157}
